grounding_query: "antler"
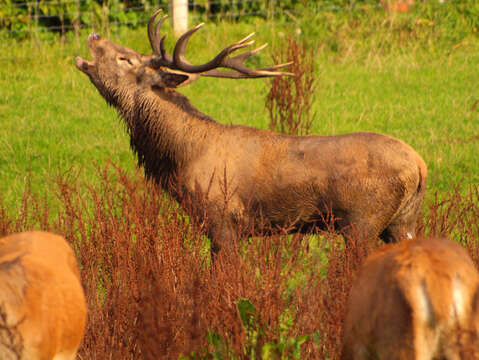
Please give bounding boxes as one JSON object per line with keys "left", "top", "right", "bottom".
{"left": 148, "top": 9, "right": 173, "bottom": 64}
{"left": 147, "top": 10, "right": 293, "bottom": 78}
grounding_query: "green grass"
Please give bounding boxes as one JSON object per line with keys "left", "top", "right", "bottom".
{"left": 1, "top": 8, "right": 478, "bottom": 213}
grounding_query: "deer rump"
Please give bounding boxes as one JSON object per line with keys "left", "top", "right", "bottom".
{"left": 342, "top": 238, "right": 479, "bottom": 360}
{"left": 0, "top": 231, "right": 87, "bottom": 360}
{"left": 75, "top": 10, "right": 427, "bottom": 252}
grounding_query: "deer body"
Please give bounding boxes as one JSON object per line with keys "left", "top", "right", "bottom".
{"left": 0, "top": 231, "right": 87, "bottom": 360}
{"left": 76, "top": 11, "right": 427, "bottom": 251}
{"left": 342, "top": 238, "right": 479, "bottom": 360}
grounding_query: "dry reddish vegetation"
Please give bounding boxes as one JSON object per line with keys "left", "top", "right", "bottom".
{"left": 266, "top": 35, "right": 317, "bottom": 136}
{"left": 0, "top": 164, "right": 477, "bottom": 359}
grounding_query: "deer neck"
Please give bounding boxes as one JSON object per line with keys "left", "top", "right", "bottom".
{"left": 113, "top": 85, "right": 216, "bottom": 191}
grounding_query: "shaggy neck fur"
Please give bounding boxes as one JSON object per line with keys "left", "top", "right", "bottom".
{"left": 102, "top": 82, "right": 217, "bottom": 194}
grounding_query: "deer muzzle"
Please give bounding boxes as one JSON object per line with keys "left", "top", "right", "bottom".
{"left": 75, "top": 57, "right": 94, "bottom": 73}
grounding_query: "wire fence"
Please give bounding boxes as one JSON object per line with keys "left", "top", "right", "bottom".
{"left": 0, "top": 0, "right": 381, "bottom": 40}
{"left": 1, "top": 0, "right": 471, "bottom": 40}
{"left": 0, "top": 0, "right": 305, "bottom": 38}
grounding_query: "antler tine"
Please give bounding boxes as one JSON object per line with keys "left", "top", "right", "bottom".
{"left": 155, "top": 16, "right": 172, "bottom": 61}
{"left": 201, "top": 67, "right": 294, "bottom": 79}
{"left": 219, "top": 42, "right": 267, "bottom": 67}
{"left": 172, "top": 23, "right": 205, "bottom": 69}
{"left": 261, "top": 61, "right": 294, "bottom": 71}
{"left": 203, "top": 43, "right": 294, "bottom": 78}
{"left": 235, "top": 32, "right": 256, "bottom": 45}
{"left": 148, "top": 9, "right": 164, "bottom": 54}
{"left": 158, "top": 33, "right": 175, "bottom": 65}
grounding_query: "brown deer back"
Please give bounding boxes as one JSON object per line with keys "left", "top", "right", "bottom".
{"left": 0, "top": 231, "right": 87, "bottom": 360}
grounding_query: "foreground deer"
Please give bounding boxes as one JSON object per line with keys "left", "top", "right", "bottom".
{"left": 75, "top": 10, "right": 427, "bottom": 253}
{"left": 342, "top": 237, "right": 479, "bottom": 360}
{"left": 0, "top": 231, "right": 87, "bottom": 360}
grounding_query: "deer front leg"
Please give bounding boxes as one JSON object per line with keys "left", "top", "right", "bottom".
{"left": 207, "top": 220, "right": 238, "bottom": 256}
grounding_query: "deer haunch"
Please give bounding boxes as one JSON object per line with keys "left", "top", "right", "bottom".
{"left": 0, "top": 231, "right": 87, "bottom": 360}
{"left": 342, "top": 237, "right": 479, "bottom": 359}
{"left": 75, "top": 10, "right": 427, "bottom": 252}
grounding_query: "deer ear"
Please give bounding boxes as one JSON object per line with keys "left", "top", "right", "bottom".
{"left": 161, "top": 71, "right": 191, "bottom": 88}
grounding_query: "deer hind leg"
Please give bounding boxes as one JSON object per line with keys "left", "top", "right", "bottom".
{"left": 381, "top": 175, "right": 426, "bottom": 243}
{"left": 336, "top": 214, "right": 383, "bottom": 246}
{"left": 207, "top": 219, "right": 239, "bottom": 256}
{"left": 379, "top": 221, "right": 414, "bottom": 243}
{"left": 380, "top": 195, "right": 425, "bottom": 243}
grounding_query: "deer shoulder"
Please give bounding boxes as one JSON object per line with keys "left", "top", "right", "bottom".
{"left": 342, "top": 237, "right": 479, "bottom": 360}
{"left": 0, "top": 231, "right": 87, "bottom": 360}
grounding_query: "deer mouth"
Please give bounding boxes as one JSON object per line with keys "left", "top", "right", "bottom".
{"left": 75, "top": 33, "right": 101, "bottom": 73}
{"left": 75, "top": 57, "right": 94, "bottom": 73}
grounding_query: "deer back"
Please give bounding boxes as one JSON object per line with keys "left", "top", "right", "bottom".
{"left": 0, "top": 231, "right": 87, "bottom": 360}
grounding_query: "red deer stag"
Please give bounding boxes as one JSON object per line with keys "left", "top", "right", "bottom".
{"left": 0, "top": 231, "right": 87, "bottom": 360}
{"left": 342, "top": 237, "right": 479, "bottom": 360}
{"left": 75, "top": 10, "right": 427, "bottom": 253}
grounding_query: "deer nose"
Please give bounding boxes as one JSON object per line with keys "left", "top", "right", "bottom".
{"left": 88, "top": 33, "right": 100, "bottom": 42}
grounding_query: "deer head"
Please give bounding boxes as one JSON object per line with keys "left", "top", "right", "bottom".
{"left": 75, "top": 9, "right": 292, "bottom": 105}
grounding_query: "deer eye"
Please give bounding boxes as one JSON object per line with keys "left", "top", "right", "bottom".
{"left": 117, "top": 56, "right": 133, "bottom": 66}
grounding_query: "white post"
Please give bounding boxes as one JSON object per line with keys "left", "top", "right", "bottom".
{"left": 170, "top": 0, "right": 188, "bottom": 36}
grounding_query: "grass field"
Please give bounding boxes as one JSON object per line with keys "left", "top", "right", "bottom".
{"left": 1, "top": 7, "right": 479, "bottom": 212}
{"left": 1, "top": 4, "right": 479, "bottom": 358}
